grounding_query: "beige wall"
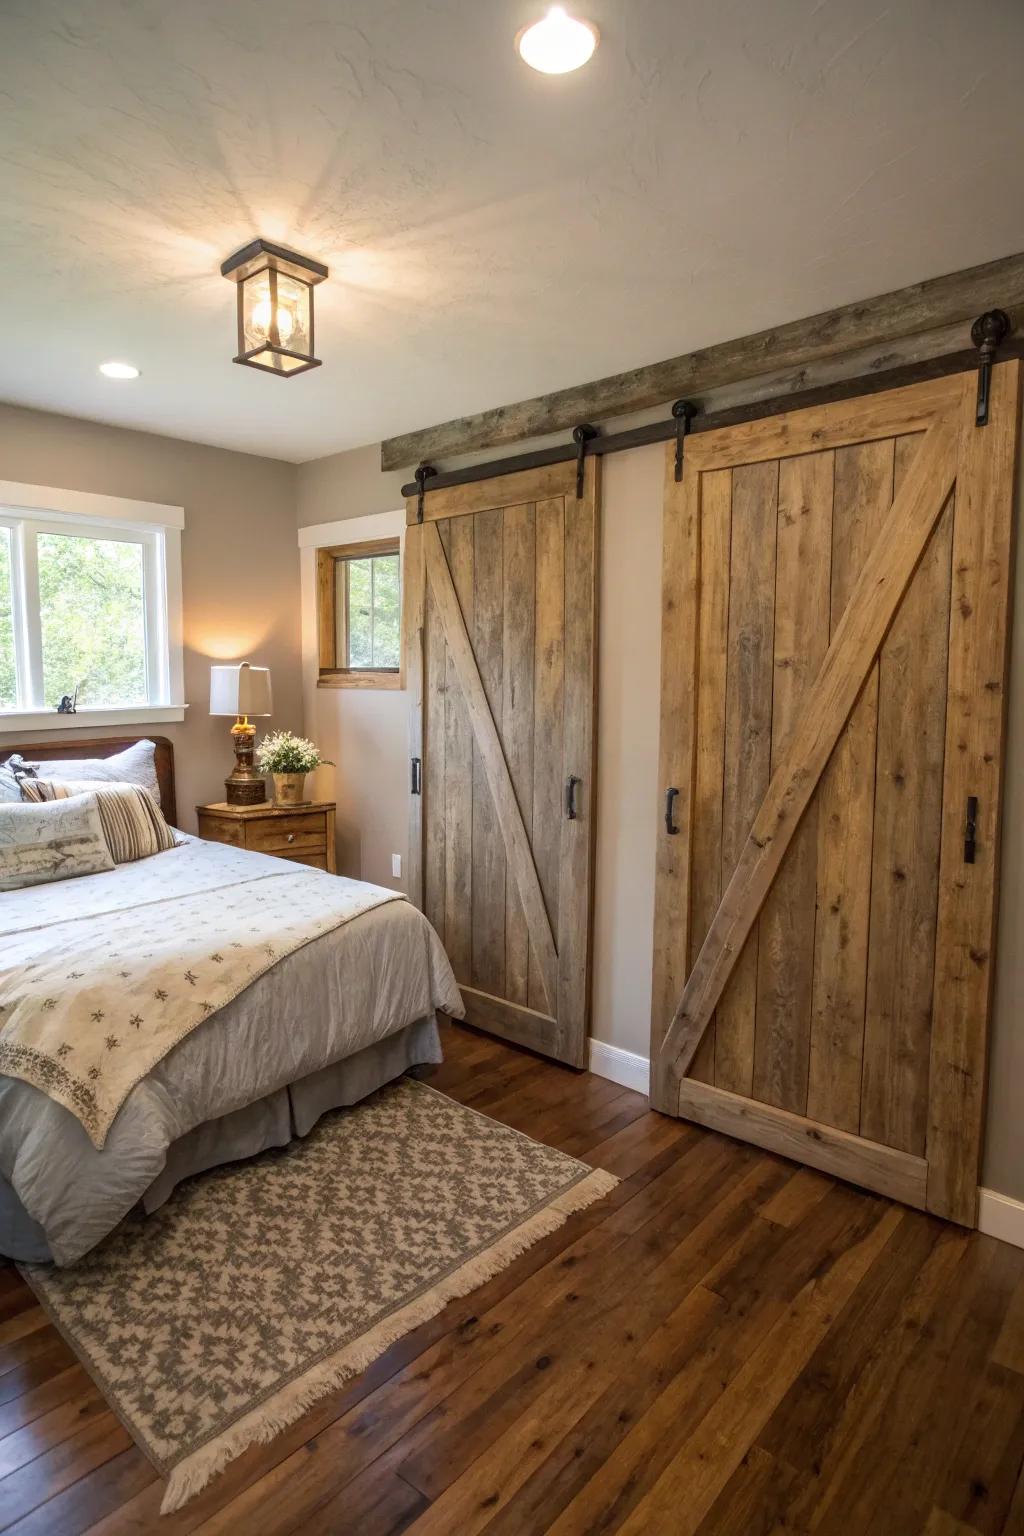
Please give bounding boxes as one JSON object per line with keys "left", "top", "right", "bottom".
{"left": 296, "top": 427, "right": 1024, "bottom": 1204}
{"left": 0, "top": 403, "right": 302, "bottom": 831}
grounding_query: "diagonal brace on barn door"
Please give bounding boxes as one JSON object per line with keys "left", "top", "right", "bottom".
{"left": 661, "top": 411, "right": 960, "bottom": 1089}
{"left": 423, "top": 521, "right": 560, "bottom": 1015}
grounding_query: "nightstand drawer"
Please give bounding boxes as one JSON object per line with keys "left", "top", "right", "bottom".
{"left": 247, "top": 814, "right": 327, "bottom": 855}
{"left": 198, "top": 814, "right": 245, "bottom": 847}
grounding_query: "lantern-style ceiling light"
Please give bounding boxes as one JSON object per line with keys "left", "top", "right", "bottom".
{"left": 220, "top": 239, "right": 328, "bottom": 377}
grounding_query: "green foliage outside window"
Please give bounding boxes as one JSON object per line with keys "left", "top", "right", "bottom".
{"left": 37, "top": 533, "right": 147, "bottom": 707}
{"left": 347, "top": 553, "right": 400, "bottom": 670}
{"left": 0, "top": 531, "right": 16, "bottom": 709}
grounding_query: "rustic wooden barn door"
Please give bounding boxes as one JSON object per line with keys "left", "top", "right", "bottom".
{"left": 405, "top": 460, "right": 600, "bottom": 1066}
{"left": 651, "top": 364, "right": 1020, "bottom": 1225}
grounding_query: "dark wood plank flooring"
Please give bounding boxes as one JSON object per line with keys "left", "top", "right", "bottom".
{"left": 1, "top": 1020, "right": 1023, "bottom": 1535}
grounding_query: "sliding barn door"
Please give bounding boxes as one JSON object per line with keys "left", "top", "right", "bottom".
{"left": 405, "top": 460, "right": 600, "bottom": 1067}
{"left": 651, "top": 365, "right": 1020, "bottom": 1226}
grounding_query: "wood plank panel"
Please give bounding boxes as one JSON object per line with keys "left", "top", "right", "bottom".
{"left": 530, "top": 497, "right": 565, "bottom": 1013}
{"left": 425, "top": 525, "right": 559, "bottom": 1015}
{"left": 753, "top": 449, "right": 834, "bottom": 1114}
{"left": 402, "top": 520, "right": 425, "bottom": 909}
{"left": 927, "top": 360, "right": 1023, "bottom": 1223}
{"left": 423, "top": 520, "right": 447, "bottom": 938}
{"left": 471, "top": 507, "right": 506, "bottom": 995}
{"left": 806, "top": 438, "right": 895, "bottom": 1131}
{"left": 557, "top": 459, "right": 600, "bottom": 1067}
{"left": 501, "top": 504, "right": 535, "bottom": 1007}
{"left": 714, "top": 460, "right": 778, "bottom": 1096}
{"left": 688, "top": 468, "right": 732, "bottom": 1084}
{"left": 650, "top": 453, "right": 701, "bottom": 1112}
{"left": 441, "top": 516, "right": 474, "bottom": 981}
{"left": 662, "top": 413, "right": 958, "bottom": 1082}
{"left": 410, "top": 463, "right": 576, "bottom": 523}
{"left": 861, "top": 437, "right": 953, "bottom": 1154}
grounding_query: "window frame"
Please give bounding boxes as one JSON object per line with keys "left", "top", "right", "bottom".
{"left": 317, "top": 537, "right": 403, "bottom": 690}
{"left": 0, "top": 481, "right": 185, "bottom": 731}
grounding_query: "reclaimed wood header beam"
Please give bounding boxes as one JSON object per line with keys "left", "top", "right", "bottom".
{"left": 380, "top": 249, "right": 1024, "bottom": 470}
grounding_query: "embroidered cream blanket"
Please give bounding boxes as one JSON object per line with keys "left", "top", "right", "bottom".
{"left": 0, "top": 868, "right": 404, "bottom": 1149}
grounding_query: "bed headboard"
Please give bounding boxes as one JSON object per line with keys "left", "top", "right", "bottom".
{"left": 0, "top": 735, "right": 177, "bottom": 827}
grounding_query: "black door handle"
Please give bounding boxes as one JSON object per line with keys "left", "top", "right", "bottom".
{"left": 665, "top": 787, "right": 679, "bottom": 835}
{"left": 565, "top": 775, "right": 581, "bottom": 820}
{"left": 411, "top": 757, "right": 422, "bottom": 795}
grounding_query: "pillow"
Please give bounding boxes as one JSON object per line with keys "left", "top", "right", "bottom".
{"left": 19, "top": 779, "right": 179, "bottom": 864}
{"left": 0, "top": 792, "right": 115, "bottom": 890}
{"left": 0, "top": 755, "right": 37, "bottom": 802}
{"left": 23, "top": 739, "right": 161, "bottom": 805}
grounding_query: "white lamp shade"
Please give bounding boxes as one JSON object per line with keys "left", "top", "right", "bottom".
{"left": 209, "top": 663, "right": 273, "bottom": 718}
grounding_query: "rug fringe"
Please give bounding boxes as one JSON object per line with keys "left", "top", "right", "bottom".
{"left": 160, "top": 1165, "right": 617, "bottom": 1514}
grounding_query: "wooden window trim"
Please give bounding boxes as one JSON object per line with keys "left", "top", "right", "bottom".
{"left": 316, "top": 537, "right": 403, "bottom": 690}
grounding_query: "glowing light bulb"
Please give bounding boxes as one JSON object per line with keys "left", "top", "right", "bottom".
{"left": 99, "top": 360, "right": 140, "bottom": 379}
{"left": 251, "top": 297, "right": 295, "bottom": 343}
{"left": 516, "top": 7, "right": 598, "bottom": 74}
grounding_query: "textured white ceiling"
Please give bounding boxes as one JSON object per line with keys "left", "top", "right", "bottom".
{"left": 2, "top": 0, "right": 1023, "bottom": 463}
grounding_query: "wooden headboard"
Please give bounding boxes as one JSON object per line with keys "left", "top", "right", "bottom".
{"left": 0, "top": 735, "right": 177, "bottom": 827}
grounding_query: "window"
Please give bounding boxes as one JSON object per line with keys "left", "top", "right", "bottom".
{"left": 317, "top": 538, "right": 402, "bottom": 689}
{"left": 0, "top": 487, "right": 184, "bottom": 726}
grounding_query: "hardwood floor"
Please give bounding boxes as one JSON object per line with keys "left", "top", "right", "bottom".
{"left": 2, "top": 1020, "right": 1023, "bottom": 1535}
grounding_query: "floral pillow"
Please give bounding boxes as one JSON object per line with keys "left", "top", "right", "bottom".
{"left": 0, "top": 793, "right": 115, "bottom": 891}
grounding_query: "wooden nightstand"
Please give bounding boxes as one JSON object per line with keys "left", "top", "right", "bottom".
{"left": 196, "top": 801, "right": 337, "bottom": 873}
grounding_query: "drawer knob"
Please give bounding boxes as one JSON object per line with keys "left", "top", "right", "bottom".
{"left": 287, "top": 833, "right": 295, "bottom": 844}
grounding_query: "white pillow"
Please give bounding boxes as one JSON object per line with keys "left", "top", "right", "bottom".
{"left": 0, "top": 792, "right": 115, "bottom": 890}
{"left": 19, "top": 779, "right": 180, "bottom": 863}
{"left": 24, "top": 739, "right": 161, "bottom": 805}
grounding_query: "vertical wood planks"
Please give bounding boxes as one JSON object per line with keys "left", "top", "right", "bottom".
{"left": 753, "top": 450, "right": 834, "bottom": 1114}
{"left": 558, "top": 459, "right": 600, "bottom": 1067}
{"left": 688, "top": 468, "right": 732, "bottom": 1084}
{"left": 861, "top": 436, "right": 952, "bottom": 1155}
{"left": 650, "top": 450, "right": 701, "bottom": 1112}
{"left": 443, "top": 517, "right": 474, "bottom": 982}
{"left": 423, "top": 520, "right": 448, "bottom": 939}
{"left": 927, "top": 361, "right": 1022, "bottom": 1223}
{"left": 472, "top": 508, "right": 506, "bottom": 994}
{"left": 502, "top": 504, "right": 536, "bottom": 1006}
{"left": 530, "top": 497, "right": 565, "bottom": 1016}
{"left": 806, "top": 438, "right": 894, "bottom": 1131}
{"left": 715, "top": 459, "right": 778, "bottom": 1097}
{"left": 403, "top": 519, "right": 425, "bottom": 910}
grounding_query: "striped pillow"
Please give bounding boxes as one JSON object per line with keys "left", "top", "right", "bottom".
{"left": 20, "top": 779, "right": 179, "bottom": 864}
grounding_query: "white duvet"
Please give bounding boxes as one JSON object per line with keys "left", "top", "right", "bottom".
{"left": 0, "top": 836, "right": 462, "bottom": 1264}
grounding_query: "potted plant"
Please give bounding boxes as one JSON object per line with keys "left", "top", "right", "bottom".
{"left": 255, "top": 731, "right": 333, "bottom": 809}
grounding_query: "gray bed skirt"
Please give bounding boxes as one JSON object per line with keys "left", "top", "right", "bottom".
{"left": 1, "top": 1016, "right": 442, "bottom": 1266}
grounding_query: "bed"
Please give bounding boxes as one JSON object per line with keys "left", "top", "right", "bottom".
{"left": 0, "top": 736, "right": 463, "bottom": 1267}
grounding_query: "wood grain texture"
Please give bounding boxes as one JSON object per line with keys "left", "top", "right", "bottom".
{"left": 423, "top": 520, "right": 448, "bottom": 938}
{"left": 3, "top": 1021, "right": 1024, "bottom": 1535}
{"left": 441, "top": 515, "right": 474, "bottom": 980}
{"left": 425, "top": 522, "right": 559, "bottom": 1016}
{"left": 649, "top": 449, "right": 701, "bottom": 1112}
{"left": 662, "top": 411, "right": 958, "bottom": 1082}
{"left": 380, "top": 250, "right": 1024, "bottom": 466}
{"left": 714, "top": 460, "right": 777, "bottom": 1096}
{"left": 409, "top": 463, "right": 576, "bottom": 522}
{"left": 530, "top": 497, "right": 565, "bottom": 1014}
{"left": 471, "top": 507, "right": 506, "bottom": 997}
{"left": 805, "top": 437, "right": 894, "bottom": 1131}
{"left": 752, "top": 448, "right": 834, "bottom": 1115}
{"left": 927, "top": 361, "right": 1023, "bottom": 1224}
{"left": 502, "top": 504, "right": 536, "bottom": 1008}
{"left": 402, "top": 521, "right": 425, "bottom": 909}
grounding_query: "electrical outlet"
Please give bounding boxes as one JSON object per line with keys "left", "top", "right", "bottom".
{"left": 392, "top": 854, "right": 402, "bottom": 879}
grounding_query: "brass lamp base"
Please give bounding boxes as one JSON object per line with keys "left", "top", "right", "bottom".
{"left": 225, "top": 717, "right": 268, "bottom": 806}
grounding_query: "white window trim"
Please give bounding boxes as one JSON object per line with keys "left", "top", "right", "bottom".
{"left": 0, "top": 480, "right": 186, "bottom": 732}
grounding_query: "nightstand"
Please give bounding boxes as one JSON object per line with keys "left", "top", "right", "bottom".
{"left": 196, "top": 801, "right": 337, "bottom": 873}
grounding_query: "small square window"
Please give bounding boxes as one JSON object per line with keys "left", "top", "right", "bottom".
{"left": 317, "top": 538, "right": 402, "bottom": 689}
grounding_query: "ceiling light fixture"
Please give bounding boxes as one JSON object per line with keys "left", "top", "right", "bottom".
{"left": 221, "top": 239, "right": 328, "bottom": 378}
{"left": 516, "top": 6, "right": 599, "bottom": 74}
{"left": 99, "top": 360, "right": 140, "bottom": 379}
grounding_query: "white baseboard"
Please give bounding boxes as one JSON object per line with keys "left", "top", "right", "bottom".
{"left": 978, "top": 1188, "right": 1024, "bottom": 1250}
{"left": 588, "top": 1039, "right": 651, "bottom": 1097}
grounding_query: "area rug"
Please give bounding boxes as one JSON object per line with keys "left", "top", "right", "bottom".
{"left": 20, "top": 1077, "right": 617, "bottom": 1513}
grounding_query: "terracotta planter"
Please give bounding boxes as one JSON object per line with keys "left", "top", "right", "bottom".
{"left": 271, "top": 771, "right": 308, "bottom": 808}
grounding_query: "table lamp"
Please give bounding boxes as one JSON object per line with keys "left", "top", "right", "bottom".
{"left": 209, "top": 662, "right": 273, "bottom": 805}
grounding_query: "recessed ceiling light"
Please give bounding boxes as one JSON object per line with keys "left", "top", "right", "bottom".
{"left": 99, "top": 361, "right": 140, "bottom": 380}
{"left": 516, "top": 7, "right": 599, "bottom": 74}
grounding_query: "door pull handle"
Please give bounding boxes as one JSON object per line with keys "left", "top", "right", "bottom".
{"left": 665, "top": 787, "right": 680, "bottom": 835}
{"left": 565, "top": 775, "right": 581, "bottom": 820}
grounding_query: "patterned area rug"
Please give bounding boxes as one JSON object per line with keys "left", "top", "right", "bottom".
{"left": 21, "top": 1077, "right": 617, "bottom": 1513}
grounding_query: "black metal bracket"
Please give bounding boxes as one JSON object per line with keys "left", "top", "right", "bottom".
{"left": 414, "top": 463, "right": 438, "bottom": 522}
{"left": 572, "top": 424, "right": 599, "bottom": 498}
{"left": 672, "top": 399, "right": 697, "bottom": 481}
{"left": 964, "top": 794, "right": 978, "bottom": 865}
{"left": 971, "top": 310, "right": 1010, "bottom": 427}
